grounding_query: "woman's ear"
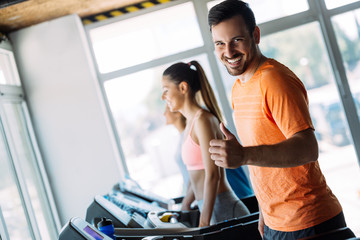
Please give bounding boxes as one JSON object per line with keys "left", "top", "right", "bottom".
{"left": 179, "top": 81, "right": 188, "bottom": 94}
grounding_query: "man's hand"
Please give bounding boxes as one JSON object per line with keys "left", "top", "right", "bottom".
{"left": 209, "top": 122, "right": 245, "bottom": 168}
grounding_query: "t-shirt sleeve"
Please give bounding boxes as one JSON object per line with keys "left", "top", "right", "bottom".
{"left": 259, "top": 70, "right": 314, "bottom": 139}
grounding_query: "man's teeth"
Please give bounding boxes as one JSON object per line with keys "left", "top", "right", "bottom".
{"left": 227, "top": 57, "right": 241, "bottom": 63}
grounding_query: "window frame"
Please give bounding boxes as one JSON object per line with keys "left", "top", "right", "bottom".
{"left": 84, "top": 0, "right": 360, "bottom": 174}
{"left": 0, "top": 42, "right": 61, "bottom": 239}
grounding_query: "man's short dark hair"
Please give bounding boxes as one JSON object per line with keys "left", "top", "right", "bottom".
{"left": 208, "top": 0, "right": 256, "bottom": 34}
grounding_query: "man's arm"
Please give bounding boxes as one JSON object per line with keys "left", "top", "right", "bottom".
{"left": 209, "top": 123, "right": 318, "bottom": 168}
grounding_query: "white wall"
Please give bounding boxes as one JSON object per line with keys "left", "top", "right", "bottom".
{"left": 9, "top": 14, "right": 123, "bottom": 226}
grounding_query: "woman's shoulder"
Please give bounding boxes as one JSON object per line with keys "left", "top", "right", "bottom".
{"left": 195, "top": 109, "right": 220, "bottom": 131}
{"left": 193, "top": 109, "right": 223, "bottom": 142}
{"left": 197, "top": 109, "right": 218, "bottom": 122}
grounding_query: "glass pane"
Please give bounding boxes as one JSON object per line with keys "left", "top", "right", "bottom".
{"left": 218, "top": 22, "right": 360, "bottom": 235}
{"left": 90, "top": 2, "right": 203, "bottom": 73}
{"left": 332, "top": 9, "right": 360, "bottom": 118}
{"left": 2, "top": 103, "right": 56, "bottom": 240}
{"left": 0, "top": 51, "right": 21, "bottom": 86}
{"left": 332, "top": 10, "right": 360, "bottom": 236}
{"left": 0, "top": 119, "right": 32, "bottom": 240}
{"left": 207, "top": 0, "right": 308, "bottom": 24}
{"left": 325, "top": 0, "right": 359, "bottom": 9}
{"left": 104, "top": 54, "right": 218, "bottom": 198}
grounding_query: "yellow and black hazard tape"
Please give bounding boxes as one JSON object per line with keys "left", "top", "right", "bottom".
{"left": 82, "top": 0, "right": 175, "bottom": 25}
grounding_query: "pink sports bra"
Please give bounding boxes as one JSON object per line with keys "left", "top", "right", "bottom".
{"left": 181, "top": 109, "right": 205, "bottom": 171}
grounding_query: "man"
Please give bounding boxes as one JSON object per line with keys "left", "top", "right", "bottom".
{"left": 208, "top": 0, "right": 353, "bottom": 239}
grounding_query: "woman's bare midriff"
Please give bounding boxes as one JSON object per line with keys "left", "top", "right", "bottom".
{"left": 188, "top": 167, "right": 231, "bottom": 201}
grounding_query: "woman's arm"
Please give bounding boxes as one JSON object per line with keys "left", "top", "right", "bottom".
{"left": 258, "top": 206, "right": 264, "bottom": 237}
{"left": 181, "top": 181, "right": 195, "bottom": 211}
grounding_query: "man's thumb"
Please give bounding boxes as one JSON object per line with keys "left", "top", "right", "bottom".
{"left": 220, "top": 122, "right": 234, "bottom": 140}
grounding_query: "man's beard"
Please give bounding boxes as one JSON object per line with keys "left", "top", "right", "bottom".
{"left": 225, "top": 63, "right": 246, "bottom": 76}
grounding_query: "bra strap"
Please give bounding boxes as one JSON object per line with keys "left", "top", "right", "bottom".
{"left": 189, "top": 109, "right": 202, "bottom": 135}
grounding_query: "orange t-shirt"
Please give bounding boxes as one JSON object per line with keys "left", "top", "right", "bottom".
{"left": 232, "top": 59, "right": 342, "bottom": 232}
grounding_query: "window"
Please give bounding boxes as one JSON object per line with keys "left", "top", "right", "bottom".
{"left": 87, "top": 0, "right": 360, "bottom": 235}
{"left": 90, "top": 2, "right": 203, "bottom": 73}
{"left": 0, "top": 51, "right": 20, "bottom": 85}
{"left": 325, "top": 0, "right": 359, "bottom": 9}
{"left": 0, "top": 47, "right": 59, "bottom": 240}
{"left": 104, "top": 54, "right": 216, "bottom": 198}
{"left": 0, "top": 124, "right": 33, "bottom": 240}
{"left": 88, "top": 2, "right": 223, "bottom": 198}
{"left": 332, "top": 9, "right": 360, "bottom": 119}
{"left": 2, "top": 102, "right": 57, "bottom": 239}
{"left": 208, "top": 0, "right": 309, "bottom": 24}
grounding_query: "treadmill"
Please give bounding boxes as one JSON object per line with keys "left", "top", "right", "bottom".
{"left": 63, "top": 179, "right": 261, "bottom": 239}
{"left": 59, "top": 213, "right": 261, "bottom": 240}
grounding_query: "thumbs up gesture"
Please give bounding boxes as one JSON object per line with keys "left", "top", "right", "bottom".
{"left": 209, "top": 122, "right": 245, "bottom": 168}
{"left": 219, "top": 122, "right": 236, "bottom": 140}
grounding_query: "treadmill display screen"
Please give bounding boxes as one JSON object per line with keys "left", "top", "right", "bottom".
{"left": 83, "top": 226, "right": 104, "bottom": 240}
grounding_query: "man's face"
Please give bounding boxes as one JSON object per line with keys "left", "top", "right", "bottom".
{"left": 212, "top": 15, "right": 258, "bottom": 76}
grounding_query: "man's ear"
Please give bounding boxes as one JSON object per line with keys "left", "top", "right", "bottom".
{"left": 253, "top": 26, "right": 260, "bottom": 44}
{"left": 179, "top": 81, "right": 188, "bottom": 94}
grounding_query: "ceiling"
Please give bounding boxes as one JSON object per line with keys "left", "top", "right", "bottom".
{"left": 0, "top": 0, "right": 146, "bottom": 33}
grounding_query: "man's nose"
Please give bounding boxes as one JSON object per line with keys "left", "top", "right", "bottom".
{"left": 224, "top": 44, "right": 235, "bottom": 58}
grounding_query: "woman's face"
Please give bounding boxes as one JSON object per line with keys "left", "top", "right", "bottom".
{"left": 161, "top": 75, "right": 184, "bottom": 112}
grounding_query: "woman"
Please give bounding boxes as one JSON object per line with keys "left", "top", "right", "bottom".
{"left": 161, "top": 60, "right": 249, "bottom": 227}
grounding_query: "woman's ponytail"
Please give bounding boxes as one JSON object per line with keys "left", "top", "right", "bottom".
{"left": 190, "top": 61, "right": 223, "bottom": 123}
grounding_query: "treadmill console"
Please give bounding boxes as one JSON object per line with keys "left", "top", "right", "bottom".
{"left": 58, "top": 217, "right": 112, "bottom": 240}
{"left": 86, "top": 193, "right": 167, "bottom": 228}
{"left": 86, "top": 179, "right": 178, "bottom": 228}
{"left": 113, "top": 179, "right": 176, "bottom": 210}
